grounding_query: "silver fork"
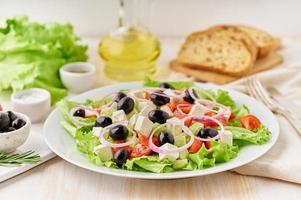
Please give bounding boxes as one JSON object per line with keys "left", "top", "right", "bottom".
{"left": 246, "top": 77, "right": 301, "bottom": 137}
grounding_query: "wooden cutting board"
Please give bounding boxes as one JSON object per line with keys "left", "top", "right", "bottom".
{"left": 170, "top": 53, "right": 283, "bottom": 84}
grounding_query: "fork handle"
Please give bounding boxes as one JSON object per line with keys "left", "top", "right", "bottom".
{"left": 279, "top": 111, "right": 301, "bottom": 137}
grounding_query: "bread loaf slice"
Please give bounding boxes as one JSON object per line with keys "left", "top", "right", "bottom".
{"left": 237, "top": 25, "right": 276, "bottom": 58}
{"left": 177, "top": 31, "right": 254, "bottom": 77}
{"left": 208, "top": 25, "right": 258, "bottom": 63}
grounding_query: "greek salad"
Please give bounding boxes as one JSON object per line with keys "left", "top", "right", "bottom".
{"left": 57, "top": 79, "right": 271, "bottom": 173}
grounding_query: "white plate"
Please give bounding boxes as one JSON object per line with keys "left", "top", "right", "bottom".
{"left": 43, "top": 82, "right": 279, "bottom": 179}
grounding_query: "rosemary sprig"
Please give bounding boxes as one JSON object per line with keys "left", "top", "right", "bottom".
{"left": 0, "top": 151, "right": 41, "bottom": 167}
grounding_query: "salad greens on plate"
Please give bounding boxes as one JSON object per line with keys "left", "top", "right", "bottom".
{"left": 57, "top": 79, "right": 271, "bottom": 173}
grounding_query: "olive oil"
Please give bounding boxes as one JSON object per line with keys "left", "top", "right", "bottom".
{"left": 99, "top": 27, "right": 160, "bottom": 81}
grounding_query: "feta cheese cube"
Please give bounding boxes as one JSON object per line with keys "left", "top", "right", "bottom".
{"left": 163, "top": 89, "right": 181, "bottom": 101}
{"left": 92, "top": 127, "right": 103, "bottom": 137}
{"left": 129, "top": 114, "right": 139, "bottom": 128}
{"left": 163, "top": 89, "right": 175, "bottom": 96}
{"left": 160, "top": 105, "right": 173, "bottom": 116}
{"left": 166, "top": 117, "right": 183, "bottom": 135}
{"left": 93, "top": 145, "right": 113, "bottom": 162}
{"left": 138, "top": 100, "right": 155, "bottom": 112}
{"left": 189, "top": 104, "right": 206, "bottom": 116}
{"left": 112, "top": 110, "right": 127, "bottom": 123}
{"left": 159, "top": 143, "right": 179, "bottom": 161}
{"left": 110, "top": 102, "right": 118, "bottom": 112}
{"left": 134, "top": 115, "right": 154, "bottom": 136}
{"left": 220, "top": 130, "right": 233, "bottom": 146}
{"left": 129, "top": 91, "right": 144, "bottom": 100}
{"left": 139, "top": 105, "right": 155, "bottom": 117}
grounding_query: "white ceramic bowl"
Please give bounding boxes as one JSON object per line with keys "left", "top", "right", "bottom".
{"left": 11, "top": 88, "right": 51, "bottom": 123}
{"left": 60, "top": 62, "right": 96, "bottom": 94}
{"left": 0, "top": 111, "right": 31, "bottom": 153}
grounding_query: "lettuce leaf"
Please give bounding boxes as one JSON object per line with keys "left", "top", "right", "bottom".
{"left": 214, "top": 90, "right": 235, "bottom": 108}
{"left": 196, "top": 88, "right": 236, "bottom": 108}
{"left": 0, "top": 16, "right": 87, "bottom": 104}
{"left": 124, "top": 156, "right": 173, "bottom": 173}
{"left": 226, "top": 126, "right": 270, "bottom": 145}
{"left": 188, "top": 141, "right": 238, "bottom": 169}
{"left": 143, "top": 77, "right": 194, "bottom": 90}
{"left": 75, "top": 126, "right": 99, "bottom": 154}
{"left": 228, "top": 104, "right": 250, "bottom": 127}
{"left": 57, "top": 100, "right": 81, "bottom": 128}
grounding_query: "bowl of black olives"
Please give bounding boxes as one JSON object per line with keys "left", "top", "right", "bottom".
{"left": 0, "top": 111, "right": 31, "bottom": 153}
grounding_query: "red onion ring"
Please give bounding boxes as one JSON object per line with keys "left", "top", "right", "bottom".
{"left": 187, "top": 87, "right": 231, "bottom": 120}
{"left": 69, "top": 106, "right": 99, "bottom": 126}
{"left": 196, "top": 99, "right": 231, "bottom": 119}
{"left": 99, "top": 122, "right": 137, "bottom": 148}
{"left": 148, "top": 124, "right": 194, "bottom": 154}
{"left": 183, "top": 116, "right": 224, "bottom": 142}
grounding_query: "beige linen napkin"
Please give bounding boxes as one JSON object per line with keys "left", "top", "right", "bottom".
{"left": 226, "top": 65, "right": 301, "bottom": 184}
{"left": 167, "top": 37, "right": 301, "bottom": 183}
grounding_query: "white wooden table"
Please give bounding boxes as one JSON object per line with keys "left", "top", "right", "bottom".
{"left": 1, "top": 37, "right": 301, "bottom": 200}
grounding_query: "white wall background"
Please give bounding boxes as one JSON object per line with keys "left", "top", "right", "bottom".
{"left": 0, "top": 0, "right": 300, "bottom": 37}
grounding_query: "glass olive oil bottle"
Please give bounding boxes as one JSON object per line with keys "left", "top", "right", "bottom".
{"left": 98, "top": 0, "right": 160, "bottom": 81}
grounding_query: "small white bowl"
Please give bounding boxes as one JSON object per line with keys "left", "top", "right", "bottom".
{"left": 0, "top": 111, "right": 31, "bottom": 153}
{"left": 11, "top": 88, "right": 51, "bottom": 123}
{"left": 60, "top": 62, "right": 96, "bottom": 94}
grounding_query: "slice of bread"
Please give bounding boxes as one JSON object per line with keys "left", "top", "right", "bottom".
{"left": 177, "top": 31, "right": 254, "bottom": 77}
{"left": 237, "top": 25, "right": 276, "bottom": 58}
{"left": 208, "top": 25, "right": 258, "bottom": 63}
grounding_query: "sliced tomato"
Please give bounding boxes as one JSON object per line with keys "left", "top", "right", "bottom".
{"left": 188, "top": 139, "right": 203, "bottom": 153}
{"left": 240, "top": 114, "right": 261, "bottom": 130}
{"left": 204, "top": 111, "right": 215, "bottom": 117}
{"left": 168, "top": 100, "right": 177, "bottom": 112}
{"left": 152, "top": 136, "right": 160, "bottom": 147}
{"left": 203, "top": 121, "right": 218, "bottom": 128}
{"left": 204, "top": 141, "right": 211, "bottom": 149}
{"left": 145, "top": 91, "right": 151, "bottom": 100}
{"left": 174, "top": 110, "right": 186, "bottom": 119}
{"left": 130, "top": 144, "right": 152, "bottom": 158}
{"left": 139, "top": 134, "right": 159, "bottom": 147}
{"left": 138, "top": 135, "right": 149, "bottom": 146}
{"left": 229, "top": 112, "right": 235, "bottom": 120}
{"left": 184, "top": 117, "right": 193, "bottom": 127}
{"left": 179, "top": 104, "right": 191, "bottom": 114}
{"left": 203, "top": 111, "right": 229, "bottom": 127}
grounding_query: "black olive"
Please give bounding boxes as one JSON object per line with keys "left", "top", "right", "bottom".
{"left": 114, "top": 149, "right": 129, "bottom": 168}
{"left": 7, "top": 111, "right": 17, "bottom": 126}
{"left": 6, "top": 127, "right": 16, "bottom": 132}
{"left": 73, "top": 109, "right": 85, "bottom": 117}
{"left": 148, "top": 109, "right": 170, "bottom": 124}
{"left": 0, "top": 112, "right": 10, "bottom": 131}
{"left": 183, "top": 89, "right": 198, "bottom": 104}
{"left": 117, "top": 97, "right": 135, "bottom": 114}
{"left": 95, "top": 116, "right": 112, "bottom": 127}
{"left": 197, "top": 128, "right": 219, "bottom": 138}
{"left": 160, "top": 82, "right": 175, "bottom": 89}
{"left": 115, "top": 92, "right": 127, "bottom": 102}
{"left": 150, "top": 92, "right": 170, "bottom": 106}
{"left": 109, "top": 124, "right": 129, "bottom": 140}
{"left": 12, "top": 118, "right": 26, "bottom": 129}
{"left": 158, "top": 131, "right": 174, "bottom": 146}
